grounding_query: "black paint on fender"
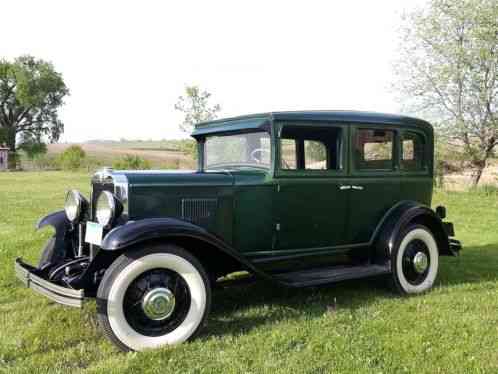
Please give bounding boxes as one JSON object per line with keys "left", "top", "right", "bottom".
{"left": 36, "top": 210, "right": 73, "bottom": 268}
{"left": 373, "top": 200, "right": 456, "bottom": 261}
{"left": 100, "top": 218, "right": 271, "bottom": 280}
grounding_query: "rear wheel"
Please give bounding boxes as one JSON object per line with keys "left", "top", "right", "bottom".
{"left": 97, "top": 244, "right": 211, "bottom": 351}
{"left": 390, "top": 224, "right": 439, "bottom": 295}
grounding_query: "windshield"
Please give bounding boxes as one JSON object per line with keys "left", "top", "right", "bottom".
{"left": 204, "top": 131, "right": 271, "bottom": 170}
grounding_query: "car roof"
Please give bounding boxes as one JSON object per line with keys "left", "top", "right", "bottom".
{"left": 191, "top": 110, "right": 433, "bottom": 137}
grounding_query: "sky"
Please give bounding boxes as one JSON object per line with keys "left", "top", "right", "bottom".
{"left": 1, "top": 0, "right": 427, "bottom": 142}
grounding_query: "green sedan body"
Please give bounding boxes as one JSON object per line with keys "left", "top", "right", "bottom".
{"left": 14, "top": 111, "right": 461, "bottom": 351}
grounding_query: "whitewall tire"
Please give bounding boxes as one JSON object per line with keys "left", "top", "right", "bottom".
{"left": 391, "top": 225, "right": 439, "bottom": 295}
{"left": 97, "top": 244, "right": 211, "bottom": 352}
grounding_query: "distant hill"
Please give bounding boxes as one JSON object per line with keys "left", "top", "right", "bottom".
{"left": 48, "top": 140, "right": 196, "bottom": 169}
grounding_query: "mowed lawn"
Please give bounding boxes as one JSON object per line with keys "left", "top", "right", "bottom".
{"left": 1, "top": 172, "right": 498, "bottom": 373}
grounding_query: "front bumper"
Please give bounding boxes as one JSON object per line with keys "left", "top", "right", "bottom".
{"left": 449, "top": 238, "right": 462, "bottom": 254}
{"left": 15, "top": 258, "right": 85, "bottom": 308}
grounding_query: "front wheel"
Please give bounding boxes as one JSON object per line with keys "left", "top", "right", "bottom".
{"left": 97, "top": 244, "right": 211, "bottom": 351}
{"left": 390, "top": 224, "right": 439, "bottom": 295}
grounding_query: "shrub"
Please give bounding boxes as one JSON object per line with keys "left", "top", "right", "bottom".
{"left": 32, "top": 154, "right": 59, "bottom": 170}
{"left": 57, "top": 145, "right": 86, "bottom": 171}
{"left": 113, "top": 155, "right": 151, "bottom": 170}
{"left": 179, "top": 139, "right": 197, "bottom": 160}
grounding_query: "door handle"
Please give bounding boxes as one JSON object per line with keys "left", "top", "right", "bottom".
{"left": 352, "top": 185, "right": 364, "bottom": 190}
{"left": 339, "top": 185, "right": 352, "bottom": 190}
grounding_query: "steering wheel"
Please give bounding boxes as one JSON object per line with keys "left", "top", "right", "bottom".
{"left": 250, "top": 148, "right": 270, "bottom": 163}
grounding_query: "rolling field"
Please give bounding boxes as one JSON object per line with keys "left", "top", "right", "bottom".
{"left": 47, "top": 141, "right": 196, "bottom": 170}
{"left": 1, "top": 172, "right": 498, "bottom": 373}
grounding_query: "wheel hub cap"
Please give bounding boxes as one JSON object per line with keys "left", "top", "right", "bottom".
{"left": 412, "top": 252, "right": 429, "bottom": 274}
{"left": 142, "top": 287, "right": 176, "bottom": 320}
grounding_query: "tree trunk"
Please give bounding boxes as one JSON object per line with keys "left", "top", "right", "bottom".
{"left": 6, "top": 126, "right": 16, "bottom": 170}
{"left": 470, "top": 160, "right": 486, "bottom": 186}
{"left": 7, "top": 126, "right": 16, "bottom": 152}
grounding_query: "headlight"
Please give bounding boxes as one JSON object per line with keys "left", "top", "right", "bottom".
{"left": 65, "top": 190, "right": 88, "bottom": 223}
{"left": 96, "top": 191, "right": 122, "bottom": 227}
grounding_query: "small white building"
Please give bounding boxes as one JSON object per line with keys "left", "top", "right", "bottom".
{"left": 0, "top": 145, "right": 9, "bottom": 170}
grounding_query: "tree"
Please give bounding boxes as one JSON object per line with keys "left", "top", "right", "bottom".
{"left": 0, "top": 56, "right": 69, "bottom": 160}
{"left": 18, "top": 133, "right": 47, "bottom": 159}
{"left": 174, "top": 85, "right": 221, "bottom": 134}
{"left": 394, "top": 0, "right": 498, "bottom": 185}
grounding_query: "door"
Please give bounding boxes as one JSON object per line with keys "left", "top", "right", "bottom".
{"left": 273, "top": 122, "right": 350, "bottom": 251}
{"left": 347, "top": 125, "right": 401, "bottom": 244}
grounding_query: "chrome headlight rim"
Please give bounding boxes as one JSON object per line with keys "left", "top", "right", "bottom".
{"left": 96, "top": 191, "right": 122, "bottom": 227}
{"left": 65, "top": 190, "right": 87, "bottom": 223}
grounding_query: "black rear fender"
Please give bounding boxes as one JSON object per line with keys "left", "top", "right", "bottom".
{"left": 373, "top": 201, "right": 454, "bottom": 262}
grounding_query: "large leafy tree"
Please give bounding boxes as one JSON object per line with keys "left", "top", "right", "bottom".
{"left": 0, "top": 56, "right": 69, "bottom": 156}
{"left": 394, "top": 0, "right": 498, "bottom": 185}
{"left": 174, "top": 85, "right": 221, "bottom": 134}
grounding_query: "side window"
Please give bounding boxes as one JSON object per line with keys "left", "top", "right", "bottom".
{"left": 304, "top": 140, "right": 327, "bottom": 170}
{"left": 279, "top": 124, "right": 342, "bottom": 172}
{"left": 280, "top": 138, "right": 297, "bottom": 170}
{"left": 402, "top": 132, "right": 425, "bottom": 170}
{"left": 355, "top": 129, "right": 394, "bottom": 170}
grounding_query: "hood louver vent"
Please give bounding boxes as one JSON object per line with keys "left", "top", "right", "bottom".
{"left": 181, "top": 198, "right": 218, "bottom": 225}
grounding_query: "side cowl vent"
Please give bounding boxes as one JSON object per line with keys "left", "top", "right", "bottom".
{"left": 181, "top": 198, "right": 218, "bottom": 225}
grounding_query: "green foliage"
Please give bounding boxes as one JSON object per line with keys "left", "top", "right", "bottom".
{"left": 2, "top": 172, "right": 498, "bottom": 372}
{"left": 0, "top": 56, "right": 69, "bottom": 158}
{"left": 31, "top": 153, "right": 59, "bottom": 170}
{"left": 394, "top": 0, "right": 498, "bottom": 185}
{"left": 18, "top": 134, "right": 47, "bottom": 159}
{"left": 57, "top": 145, "right": 86, "bottom": 171}
{"left": 113, "top": 154, "right": 152, "bottom": 170}
{"left": 178, "top": 139, "right": 197, "bottom": 160}
{"left": 174, "top": 85, "right": 221, "bottom": 133}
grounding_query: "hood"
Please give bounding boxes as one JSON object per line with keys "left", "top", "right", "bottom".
{"left": 117, "top": 169, "right": 235, "bottom": 187}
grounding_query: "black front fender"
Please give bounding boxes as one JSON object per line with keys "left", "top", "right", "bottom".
{"left": 37, "top": 210, "right": 69, "bottom": 232}
{"left": 100, "top": 218, "right": 267, "bottom": 278}
{"left": 36, "top": 211, "right": 73, "bottom": 267}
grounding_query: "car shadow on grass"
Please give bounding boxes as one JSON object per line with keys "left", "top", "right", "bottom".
{"left": 203, "top": 275, "right": 393, "bottom": 339}
{"left": 202, "top": 244, "right": 498, "bottom": 340}
{"left": 437, "top": 244, "right": 498, "bottom": 287}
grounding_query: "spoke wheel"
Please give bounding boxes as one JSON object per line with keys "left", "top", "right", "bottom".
{"left": 97, "top": 244, "right": 211, "bottom": 352}
{"left": 123, "top": 269, "right": 191, "bottom": 337}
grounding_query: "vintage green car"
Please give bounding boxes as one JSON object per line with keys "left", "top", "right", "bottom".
{"left": 15, "top": 111, "right": 461, "bottom": 351}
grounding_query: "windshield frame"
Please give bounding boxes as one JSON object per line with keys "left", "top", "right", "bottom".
{"left": 201, "top": 130, "right": 273, "bottom": 172}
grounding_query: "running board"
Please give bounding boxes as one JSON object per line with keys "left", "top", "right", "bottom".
{"left": 273, "top": 264, "right": 391, "bottom": 287}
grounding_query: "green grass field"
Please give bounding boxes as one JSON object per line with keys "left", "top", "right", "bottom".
{"left": 1, "top": 172, "right": 497, "bottom": 373}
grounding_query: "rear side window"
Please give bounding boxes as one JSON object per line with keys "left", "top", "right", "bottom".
{"left": 354, "top": 129, "right": 394, "bottom": 170}
{"left": 402, "top": 132, "right": 425, "bottom": 171}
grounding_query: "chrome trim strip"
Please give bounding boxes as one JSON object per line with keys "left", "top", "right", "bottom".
{"left": 113, "top": 173, "right": 129, "bottom": 216}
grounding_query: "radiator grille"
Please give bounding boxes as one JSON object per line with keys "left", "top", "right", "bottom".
{"left": 181, "top": 198, "right": 218, "bottom": 224}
